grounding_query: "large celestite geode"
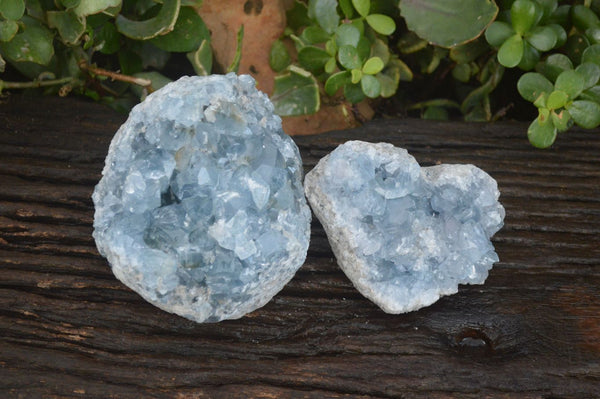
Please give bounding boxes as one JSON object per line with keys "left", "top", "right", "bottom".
{"left": 92, "top": 74, "right": 311, "bottom": 323}
{"left": 304, "top": 141, "right": 505, "bottom": 314}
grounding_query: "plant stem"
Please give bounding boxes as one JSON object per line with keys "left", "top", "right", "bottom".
{"left": 79, "top": 61, "right": 153, "bottom": 92}
{"left": 1, "top": 77, "right": 74, "bottom": 89}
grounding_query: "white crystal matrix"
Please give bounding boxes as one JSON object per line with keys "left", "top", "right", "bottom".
{"left": 304, "top": 141, "right": 504, "bottom": 313}
{"left": 93, "top": 74, "right": 311, "bottom": 322}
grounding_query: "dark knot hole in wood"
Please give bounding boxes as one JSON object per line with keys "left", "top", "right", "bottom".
{"left": 455, "top": 327, "right": 495, "bottom": 356}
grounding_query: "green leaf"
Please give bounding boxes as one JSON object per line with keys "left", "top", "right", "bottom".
{"left": 61, "top": 0, "right": 81, "bottom": 8}
{"left": 376, "top": 57, "right": 408, "bottom": 97}
{"left": 400, "top": 0, "right": 498, "bottom": 48}
{"left": 226, "top": 25, "right": 244, "bottom": 73}
{"left": 497, "top": 33, "right": 524, "bottom": 68}
{"left": 485, "top": 21, "right": 514, "bottom": 47}
{"left": 350, "top": 68, "right": 362, "bottom": 83}
{"left": 365, "top": 14, "right": 395, "bottom": 35}
{"left": 517, "top": 72, "right": 553, "bottom": 102}
{"left": 576, "top": 63, "right": 600, "bottom": 89}
{"left": 336, "top": 23, "right": 360, "bottom": 47}
{"left": 351, "top": 18, "right": 364, "bottom": 35}
{"left": 324, "top": 56, "right": 336, "bottom": 73}
{"left": 0, "top": 0, "right": 25, "bottom": 20}
{"left": 362, "top": 56, "right": 383, "bottom": 75}
{"left": 298, "top": 45, "right": 331, "bottom": 71}
{"left": 527, "top": 117, "right": 557, "bottom": 148}
{"left": 269, "top": 39, "right": 291, "bottom": 72}
{"left": 423, "top": 106, "right": 449, "bottom": 120}
{"left": 452, "top": 63, "right": 472, "bottom": 82}
{"left": 352, "top": 0, "right": 370, "bottom": 17}
{"left": 568, "top": 100, "right": 600, "bottom": 128}
{"left": 536, "top": 53, "right": 573, "bottom": 82}
{"left": 324, "top": 70, "right": 351, "bottom": 95}
{"left": 555, "top": 70, "right": 585, "bottom": 99}
{"left": 511, "top": 0, "right": 542, "bottom": 35}
{"left": 131, "top": 72, "right": 172, "bottom": 100}
{"left": 582, "top": 44, "right": 600, "bottom": 64}
{"left": 546, "top": 90, "right": 568, "bottom": 109}
{"left": 525, "top": 25, "right": 556, "bottom": 51}
{"left": 73, "top": 0, "right": 120, "bottom": 17}
{"left": 325, "top": 38, "right": 337, "bottom": 56}
{"left": 116, "top": 0, "right": 180, "bottom": 40}
{"left": 0, "top": 20, "right": 18, "bottom": 42}
{"left": 338, "top": 44, "right": 361, "bottom": 69}
{"left": 136, "top": 42, "right": 170, "bottom": 70}
{"left": 397, "top": 31, "right": 428, "bottom": 54}
{"left": 565, "top": 34, "right": 590, "bottom": 65}
{"left": 118, "top": 48, "right": 143, "bottom": 75}
{"left": 308, "top": 0, "right": 339, "bottom": 34}
{"left": 272, "top": 66, "right": 320, "bottom": 116}
{"left": 547, "top": 4, "right": 569, "bottom": 26}
{"left": 339, "top": 0, "right": 354, "bottom": 19}
{"left": 187, "top": 39, "right": 212, "bottom": 75}
{"left": 587, "top": 27, "right": 600, "bottom": 44}
{"left": 551, "top": 109, "right": 571, "bottom": 132}
{"left": 450, "top": 38, "right": 488, "bottom": 64}
{"left": 286, "top": 0, "right": 311, "bottom": 30}
{"left": 302, "top": 25, "right": 330, "bottom": 44}
{"left": 409, "top": 98, "right": 461, "bottom": 110}
{"left": 548, "top": 23, "right": 566, "bottom": 47}
{"left": 96, "top": 21, "right": 120, "bottom": 54}
{"left": 580, "top": 85, "right": 600, "bottom": 103}
{"left": 47, "top": 10, "right": 86, "bottom": 45}
{"left": 356, "top": 36, "right": 370, "bottom": 61}
{"left": 150, "top": 6, "right": 209, "bottom": 52}
{"left": 535, "top": 0, "right": 557, "bottom": 21}
{"left": 0, "top": 16, "right": 54, "bottom": 65}
{"left": 0, "top": 53, "right": 5, "bottom": 73}
{"left": 571, "top": 4, "right": 600, "bottom": 31}
{"left": 343, "top": 82, "right": 365, "bottom": 103}
{"left": 517, "top": 41, "right": 540, "bottom": 70}
{"left": 370, "top": 38, "right": 390, "bottom": 65}
{"left": 360, "top": 74, "right": 381, "bottom": 97}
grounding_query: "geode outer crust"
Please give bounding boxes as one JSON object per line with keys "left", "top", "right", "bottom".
{"left": 304, "top": 141, "right": 504, "bottom": 314}
{"left": 93, "top": 74, "right": 311, "bottom": 323}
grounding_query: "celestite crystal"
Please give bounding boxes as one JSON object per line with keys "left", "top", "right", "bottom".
{"left": 304, "top": 141, "right": 505, "bottom": 313}
{"left": 93, "top": 74, "right": 311, "bottom": 323}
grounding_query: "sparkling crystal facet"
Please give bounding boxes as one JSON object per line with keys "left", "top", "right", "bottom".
{"left": 93, "top": 74, "right": 311, "bottom": 323}
{"left": 304, "top": 141, "right": 505, "bottom": 313}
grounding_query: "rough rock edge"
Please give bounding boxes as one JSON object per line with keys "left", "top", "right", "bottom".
{"left": 94, "top": 75, "right": 312, "bottom": 323}
{"left": 304, "top": 141, "right": 499, "bottom": 314}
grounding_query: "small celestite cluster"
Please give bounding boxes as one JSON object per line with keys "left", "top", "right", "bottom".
{"left": 92, "top": 74, "right": 311, "bottom": 323}
{"left": 304, "top": 141, "right": 505, "bottom": 313}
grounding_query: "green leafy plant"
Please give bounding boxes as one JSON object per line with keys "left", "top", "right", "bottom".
{"left": 270, "top": 0, "right": 410, "bottom": 116}
{"left": 484, "top": 0, "right": 600, "bottom": 147}
{"left": 0, "top": 0, "right": 244, "bottom": 109}
{"left": 518, "top": 46, "right": 600, "bottom": 147}
{"left": 276, "top": 0, "right": 600, "bottom": 148}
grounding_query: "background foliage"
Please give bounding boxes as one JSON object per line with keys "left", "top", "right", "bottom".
{"left": 1, "top": 0, "right": 600, "bottom": 148}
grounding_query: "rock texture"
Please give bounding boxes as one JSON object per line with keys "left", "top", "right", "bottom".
{"left": 304, "top": 140, "right": 505, "bottom": 313}
{"left": 92, "top": 74, "right": 311, "bottom": 323}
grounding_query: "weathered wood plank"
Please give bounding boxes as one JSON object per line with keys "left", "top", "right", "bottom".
{"left": 1, "top": 95, "right": 599, "bottom": 398}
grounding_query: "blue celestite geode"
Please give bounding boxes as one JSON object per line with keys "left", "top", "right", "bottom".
{"left": 92, "top": 74, "right": 311, "bottom": 323}
{"left": 304, "top": 141, "right": 505, "bottom": 313}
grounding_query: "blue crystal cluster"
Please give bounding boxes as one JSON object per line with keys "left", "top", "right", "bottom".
{"left": 93, "top": 74, "right": 311, "bottom": 322}
{"left": 304, "top": 141, "right": 504, "bottom": 313}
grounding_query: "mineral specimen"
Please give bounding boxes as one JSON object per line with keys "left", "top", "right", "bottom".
{"left": 92, "top": 74, "right": 311, "bottom": 323}
{"left": 304, "top": 141, "right": 505, "bottom": 313}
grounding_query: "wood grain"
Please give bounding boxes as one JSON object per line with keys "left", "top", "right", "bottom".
{"left": 1, "top": 95, "right": 599, "bottom": 398}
